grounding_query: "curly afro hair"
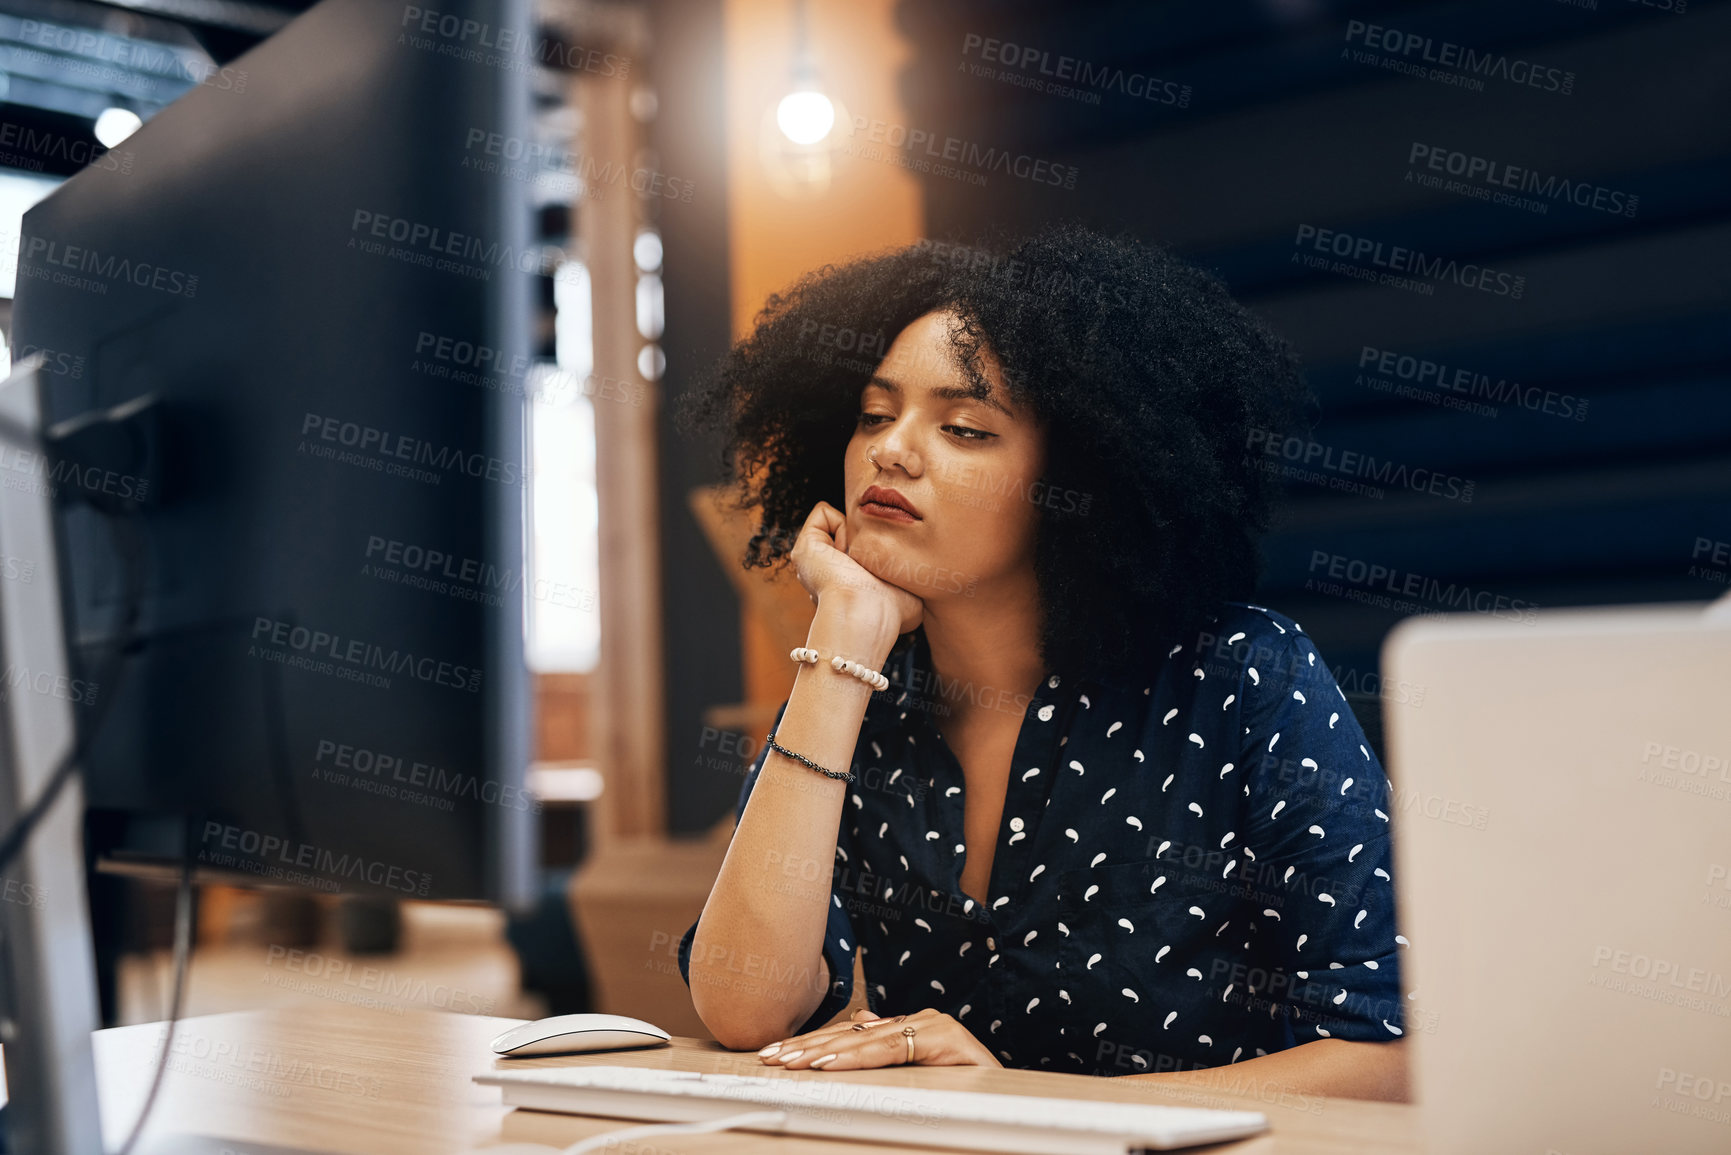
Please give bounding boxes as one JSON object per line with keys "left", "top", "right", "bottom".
{"left": 676, "top": 221, "right": 1315, "bottom": 686}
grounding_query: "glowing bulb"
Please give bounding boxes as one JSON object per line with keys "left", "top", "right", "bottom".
{"left": 776, "top": 89, "right": 834, "bottom": 145}
{"left": 94, "top": 108, "right": 142, "bottom": 148}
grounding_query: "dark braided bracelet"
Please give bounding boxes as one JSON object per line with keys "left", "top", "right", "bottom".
{"left": 764, "top": 732, "right": 855, "bottom": 783}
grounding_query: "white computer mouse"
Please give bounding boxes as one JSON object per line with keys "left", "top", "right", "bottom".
{"left": 490, "top": 1013, "right": 672, "bottom": 1057}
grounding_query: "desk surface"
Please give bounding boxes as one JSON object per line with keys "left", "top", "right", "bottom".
{"left": 93, "top": 1004, "right": 1421, "bottom": 1154}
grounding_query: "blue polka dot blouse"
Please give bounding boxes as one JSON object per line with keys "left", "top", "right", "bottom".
{"left": 679, "top": 602, "right": 1407, "bottom": 1074}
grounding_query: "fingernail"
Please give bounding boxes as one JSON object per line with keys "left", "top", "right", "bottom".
{"left": 757, "top": 1043, "right": 782, "bottom": 1057}
{"left": 775, "top": 1049, "right": 805, "bottom": 1063}
{"left": 810, "top": 1053, "right": 838, "bottom": 1067}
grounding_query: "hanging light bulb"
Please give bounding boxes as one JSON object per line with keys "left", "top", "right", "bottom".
{"left": 775, "top": 0, "right": 833, "bottom": 146}
{"left": 776, "top": 89, "right": 834, "bottom": 146}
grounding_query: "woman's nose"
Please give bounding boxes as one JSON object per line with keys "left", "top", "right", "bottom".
{"left": 875, "top": 421, "right": 923, "bottom": 476}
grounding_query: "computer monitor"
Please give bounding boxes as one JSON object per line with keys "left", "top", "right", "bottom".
{"left": 9, "top": 0, "right": 536, "bottom": 907}
{"left": 1384, "top": 601, "right": 1730, "bottom": 1153}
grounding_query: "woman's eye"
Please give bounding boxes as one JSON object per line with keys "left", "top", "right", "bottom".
{"left": 944, "top": 424, "right": 995, "bottom": 441}
{"left": 857, "top": 412, "right": 891, "bottom": 426}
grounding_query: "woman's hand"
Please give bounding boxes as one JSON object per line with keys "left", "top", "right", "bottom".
{"left": 790, "top": 501, "right": 923, "bottom": 637}
{"left": 754, "top": 1007, "right": 1002, "bottom": 1071}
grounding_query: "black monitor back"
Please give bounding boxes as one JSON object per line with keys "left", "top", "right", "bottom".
{"left": 11, "top": 0, "right": 535, "bottom": 904}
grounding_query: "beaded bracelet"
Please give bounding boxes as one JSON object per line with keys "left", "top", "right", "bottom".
{"left": 790, "top": 646, "right": 889, "bottom": 692}
{"left": 764, "top": 732, "right": 855, "bottom": 782}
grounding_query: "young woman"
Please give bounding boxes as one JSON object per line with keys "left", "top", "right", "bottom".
{"left": 673, "top": 224, "right": 1408, "bottom": 1101}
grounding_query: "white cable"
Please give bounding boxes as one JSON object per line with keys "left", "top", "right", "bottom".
{"left": 560, "top": 1109, "right": 789, "bottom": 1154}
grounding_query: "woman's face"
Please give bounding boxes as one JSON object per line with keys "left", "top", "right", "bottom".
{"left": 844, "top": 310, "right": 1046, "bottom": 603}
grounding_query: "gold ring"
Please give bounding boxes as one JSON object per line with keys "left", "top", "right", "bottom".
{"left": 902, "top": 1025, "right": 916, "bottom": 1065}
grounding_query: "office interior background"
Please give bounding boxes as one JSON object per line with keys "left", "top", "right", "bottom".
{"left": 3, "top": 0, "right": 1724, "bottom": 1042}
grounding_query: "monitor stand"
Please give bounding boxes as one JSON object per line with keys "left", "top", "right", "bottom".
{"left": 0, "top": 354, "right": 105, "bottom": 1154}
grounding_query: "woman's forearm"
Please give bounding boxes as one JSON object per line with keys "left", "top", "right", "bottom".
{"left": 1123, "top": 1038, "right": 1410, "bottom": 1103}
{"left": 688, "top": 593, "right": 900, "bottom": 1050}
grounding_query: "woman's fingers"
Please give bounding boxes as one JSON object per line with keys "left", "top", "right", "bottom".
{"left": 778, "top": 1011, "right": 976, "bottom": 1071}
{"left": 799, "top": 500, "right": 845, "bottom": 543}
{"left": 780, "top": 1025, "right": 911, "bottom": 1071}
{"left": 756, "top": 1016, "right": 887, "bottom": 1062}
{"left": 761, "top": 1010, "right": 970, "bottom": 1070}
{"left": 791, "top": 501, "right": 853, "bottom": 600}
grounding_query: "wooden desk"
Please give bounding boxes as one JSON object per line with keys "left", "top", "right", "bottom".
{"left": 91, "top": 1004, "right": 1422, "bottom": 1154}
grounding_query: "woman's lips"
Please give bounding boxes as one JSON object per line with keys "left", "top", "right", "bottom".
{"left": 860, "top": 484, "right": 922, "bottom": 521}
{"left": 861, "top": 500, "right": 919, "bottom": 523}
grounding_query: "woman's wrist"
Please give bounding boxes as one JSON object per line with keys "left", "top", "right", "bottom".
{"left": 808, "top": 590, "right": 901, "bottom": 669}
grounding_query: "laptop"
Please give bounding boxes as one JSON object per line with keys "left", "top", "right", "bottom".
{"left": 1383, "top": 600, "right": 1731, "bottom": 1154}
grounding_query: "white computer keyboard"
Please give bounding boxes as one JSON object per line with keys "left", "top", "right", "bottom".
{"left": 474, "top": 1064, "right": 1268, "bottom": 1154}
